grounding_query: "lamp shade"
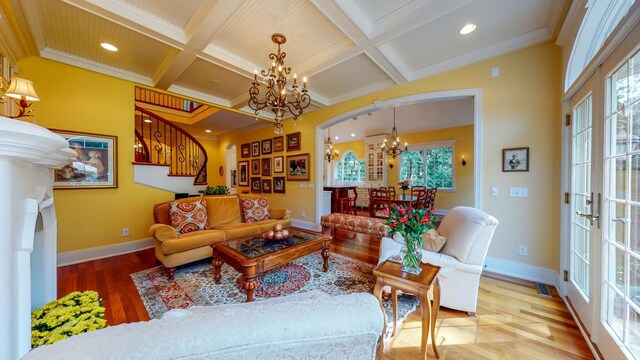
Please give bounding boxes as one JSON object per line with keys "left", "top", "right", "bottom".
{"left": 5, "top": 77, "right": 40, "bottom": 101}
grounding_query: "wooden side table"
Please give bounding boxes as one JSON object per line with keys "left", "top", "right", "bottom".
{"left": 373, "top": 260, "right": 441, "bottom": 359}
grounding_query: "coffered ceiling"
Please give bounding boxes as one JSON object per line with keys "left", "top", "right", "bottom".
{"left": 1, "top": 0, "right": 569, "bottom": 135}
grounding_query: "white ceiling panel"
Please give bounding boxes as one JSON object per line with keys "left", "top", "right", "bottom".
{"left": 26, "top": 0, "right": 177, "bottom": 77}
{"left": 121, "top": 0, "right": 203, "bottom": 28}
{"left": 180, "top": 109, "right": 262, "bottom": 137}
{"left": 379, "top": 0, "right": 553, "bottom": 75}
{"left": 327, "top": 98, "right": 474, "bottom": 143}
{"left": 210, "top": 0, "right": 352, "bottom": 69}
{"left": 174, "top": 58, "right": 251, "bottom": 100}
{"left": 309, "top": 54, "right": 394, "bottom": 101}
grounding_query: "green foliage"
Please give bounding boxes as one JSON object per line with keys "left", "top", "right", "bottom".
{"left": 400, "top": 146, "right": 453, "bottom": 188}
{"left": 198, "top": 185, "right": 230, "bottom": 195}
{"left": 334, "top": 152, "right": 365, "bottom": 182}
{"left": 385, "top": 204, "right": 438, "bottom": 270}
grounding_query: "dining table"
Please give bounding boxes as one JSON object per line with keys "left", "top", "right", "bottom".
{"left": 391, "top": 194, "right": 418, "bottom": 205}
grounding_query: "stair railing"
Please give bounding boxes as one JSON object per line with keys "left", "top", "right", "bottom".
{"left": 134, "top": 106, "right": 207, "bottom": 185}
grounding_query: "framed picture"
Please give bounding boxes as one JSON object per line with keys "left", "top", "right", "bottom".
{"left": 273, "top": 177, "right": 286, "bottom": 194}
{"left": 251, "top": 177, "right": 261, "bottom": 193}
{"left": 238, "top": 161, "right": 249, "bottom": 186}
{"left": 252, "top": 142, "right": 260, "bottom": 157}
{"left": 261, "top": 179, "right": 272, "bottom": 193}
{"left": 273, "top": 136, "right": 284, "bottom": 152}
{"left": 262, "top": 157, "right": 271, "bottom": 176}
{"left": 240, "top": 143, "right": 251, "bottom": 158}
{"left": 286, "top": 132, "right": 301, "bottom": 151}
{"left": 251, "top": 159, "right": 260, "bottom": 175}
{"left": 261, "top": 139, "right": 272, "bottom": 155}
{"left": 52, "top": 130, "right": 118, "bottom": 189}
{"left": 273, "top": 156, "right": 284, "bottom": 173}
{"left": 502, "top": 147, "right": 529, "bottom": 172}
{"left": 287, "top": 153, "right": 310, "bottom": 181}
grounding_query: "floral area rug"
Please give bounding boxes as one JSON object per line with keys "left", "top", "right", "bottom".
{"left": 131, "top": 252, "right": 419, "bottom": 339}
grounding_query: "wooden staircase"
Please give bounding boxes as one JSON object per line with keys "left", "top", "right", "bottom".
{"left": 133, "top": 105, "right": 208, "bottom": 192}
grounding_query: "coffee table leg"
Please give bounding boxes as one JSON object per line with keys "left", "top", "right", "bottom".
{"left": 212, "top": 257, "right": 222, "bottom": 284}
{"left": 243, "top": 275, "right": 258, "bottom": 302}
{"left": 391, "top": 288, "right": 398, "bottom": 337}
{"left": 419, "top": 290, "right": 431, "bottom": 360}
{"left": 321, "top": 247, "right": 330, "bottom": 272}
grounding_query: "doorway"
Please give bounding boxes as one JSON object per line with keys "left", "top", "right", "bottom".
{"left": 225, "top": 144, "right": 237, "bottom": 194}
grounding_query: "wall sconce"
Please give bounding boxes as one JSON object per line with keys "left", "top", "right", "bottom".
{"left": 461, "top": 155, "right": 467, "bottom": 166}
{"left": 3, "top": 77, "right": 40, "bottom": 119}
{"left": 388, "top": 159, "right": 394, "bottom": 169}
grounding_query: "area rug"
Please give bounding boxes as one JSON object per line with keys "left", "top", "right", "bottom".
{"left": 131, "top": 252, "right": 419, "bottom": 338}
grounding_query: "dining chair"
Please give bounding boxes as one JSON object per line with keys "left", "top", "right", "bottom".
{"left": 411, "top": 186, "right": 427, "bottom": 209}
{"left": 369, "top": 188, "right": 391, "bottom": 218}
{"left": 424, "top": 187, "right": 438, "bottom": 209}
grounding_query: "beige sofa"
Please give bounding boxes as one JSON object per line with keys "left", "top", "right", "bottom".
{"left": 150, "top": 195, "right": 291, "bottom": 277}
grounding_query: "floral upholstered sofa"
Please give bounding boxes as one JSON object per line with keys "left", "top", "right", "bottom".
{"left": 150, "top": 195, "right": 291, "bottom": 277}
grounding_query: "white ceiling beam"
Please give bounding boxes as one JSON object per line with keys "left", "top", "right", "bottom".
{"left": 153, "top": 0, "right": 245, "bottom": 89}
{"left": 309, "top": 0, "right": 407, "bottom": 85}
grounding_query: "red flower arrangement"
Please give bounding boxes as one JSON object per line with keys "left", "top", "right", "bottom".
{"left": 385, "top": 204, "right": 438, "bottom": 272}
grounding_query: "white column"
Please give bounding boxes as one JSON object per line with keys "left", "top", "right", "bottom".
{"left": 0, "top": 159, "right": 14, "bottom": 359}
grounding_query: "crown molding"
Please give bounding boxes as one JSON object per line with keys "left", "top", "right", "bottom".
{"left": 40, "top": 48, "right": 153, "bottom": 85}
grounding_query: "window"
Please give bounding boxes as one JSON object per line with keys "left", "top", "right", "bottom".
{"left": 399, "top": 141, "right": 455, "bottom": 190}
{"left": 334, "top": 151, "right": 365, "bottom": 183}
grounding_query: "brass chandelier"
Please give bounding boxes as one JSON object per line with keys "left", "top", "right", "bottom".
{"left": 324, "top": 128, "right": 339, "bottom": 162}
{"left": 381, "top": 107, "right": 408, "bottom": 159}
{"left": 248, "top": 33, "right": 311, "bottom": 134}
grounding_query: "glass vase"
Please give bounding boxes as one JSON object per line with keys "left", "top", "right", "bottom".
{"left": 400, "top": 236, "right": 422, "bottom": 275}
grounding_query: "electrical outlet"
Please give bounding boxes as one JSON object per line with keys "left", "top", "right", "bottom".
{"left": 122, "top": 228, "right": 130, "bottom": 237}
{"left": 518, "top": 245, "right": 528, "bottom": 256}
{"left": 490, "top": 187, "right": 499, "bottom": 196}
{"left": 299, "top": 183, "right": 307, "bottom": 189}
{"left": 301, "top": 211, "right": 306, "bottom": 218}
{"left": 308, "top": 183, "right": 314, "bottom": 189}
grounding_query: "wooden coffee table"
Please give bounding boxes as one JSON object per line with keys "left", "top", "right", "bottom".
{"left": 210, "top": 227, "right": 331, "bottom": 302}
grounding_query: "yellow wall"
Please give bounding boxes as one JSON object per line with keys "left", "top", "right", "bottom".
{"left": 331, "top": 140, "right": 365, "bottom": 159}
{"left": 17, "top": 57, "right": 174, "bottom": 252}
{"left": 220, "top": 41, "right": 562, "bottom": 270}
{"left": 387, "top": 125, "right": 475, "bottom": 209}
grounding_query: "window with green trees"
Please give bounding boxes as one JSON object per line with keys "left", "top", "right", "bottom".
{"left": 334, "top": 151, "right": 365, "bottom": 182}
{"left": 399, "top": 141, "right": 454, "bottom": 190}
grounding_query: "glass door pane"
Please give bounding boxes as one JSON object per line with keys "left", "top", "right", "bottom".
{"left": 604, "top": 51, "right": 640, "bottom": 359}
{"left": 571, "top": 94, "right": 593, "bottom": 300}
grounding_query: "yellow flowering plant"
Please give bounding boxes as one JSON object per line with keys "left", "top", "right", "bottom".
{"left": 31, "top": 290, "right": 106, "bottom": 348}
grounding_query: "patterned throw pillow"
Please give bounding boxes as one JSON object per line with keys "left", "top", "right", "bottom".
{"left": 169, "top": 198, "right": 209, "bottom": 234}
{"left": 421, "top": 229, "right": 447, "bottom": 253}
{"left": 241, "top": 197, "right": 271, "bottom": 223}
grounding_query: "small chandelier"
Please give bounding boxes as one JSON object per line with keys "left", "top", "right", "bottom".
{"left": 381, "top": 107, "right": 407, "bottom": 159}
{"left": 248, "top": 33, "right": 311, "bottom": 134}
{"left": 325, "top": 128, "right": 339, "bottom": 162}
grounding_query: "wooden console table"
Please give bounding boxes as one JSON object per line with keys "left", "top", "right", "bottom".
{"left": 373, "top": 260, "right": 441, "bottom": 359}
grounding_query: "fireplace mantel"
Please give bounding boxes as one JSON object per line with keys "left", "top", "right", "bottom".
{"left": 0, "top": 117, "right": 75, "bottom": 359}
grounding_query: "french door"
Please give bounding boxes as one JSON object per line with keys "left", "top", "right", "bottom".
{"left": 564, "top": 41, "right": 640, "bottom": 360}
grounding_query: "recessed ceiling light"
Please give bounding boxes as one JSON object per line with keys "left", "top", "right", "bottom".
{"left": 351, "top": 133, "right": 355, "bottom": 137}
{"left": 459, "top": 24, "right": 476, "bottom": 35}
{"left": 100, "top": 42, "right": 118, "bottom": 52}
{"left": 209, "top": 79, "right": 223, "bottom": 86}
{"left": 205, "top": 129, "right": 212, "bottom": 133}
{"left": 144, "top": 119, "right": 152, "bottom": 123}
{"left": 334, "top": 136, "right": 339, "bottom": 140}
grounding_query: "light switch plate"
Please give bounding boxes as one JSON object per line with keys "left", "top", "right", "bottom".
{"left": 299, "top": 183, "right": 307, "bottom": 189}
{"left": 509, "top": 187, "right": 528, "bottom": 197}
{"left": 490, "top": 187, "right": 499, "bottom": 196}
{"left": 308, "top": 183, "right": 314, "bottom": 189}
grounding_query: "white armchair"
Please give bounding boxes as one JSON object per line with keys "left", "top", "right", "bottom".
{"left": 379, "top": 206, "right": 498, "bottom": 314}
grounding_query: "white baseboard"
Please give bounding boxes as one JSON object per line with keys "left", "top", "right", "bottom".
{"left": 291, "top": 219, "right": 321, "bottom": 232}
{"left": 484, "top": 256, "right": 559, "bottom": 287}
{"left": 57, "top": 237, "right": 155, "bottom": 267}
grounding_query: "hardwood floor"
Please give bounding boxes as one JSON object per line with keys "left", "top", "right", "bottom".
{"left": 57, "top": 229, "right": 593, "bottom": 359}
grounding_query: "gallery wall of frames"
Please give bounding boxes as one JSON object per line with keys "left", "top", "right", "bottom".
{"left": 238, "top": 131, "right": 309, "bottom": 194}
